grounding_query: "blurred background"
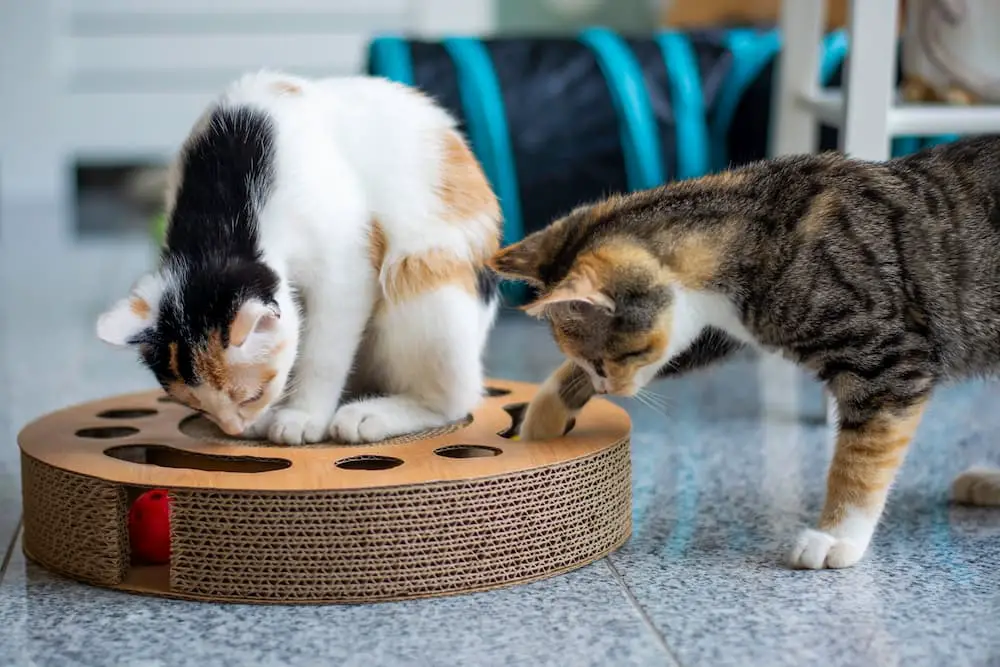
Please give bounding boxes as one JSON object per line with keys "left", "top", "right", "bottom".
{"left": 0, "top": 0, "right": 864, "bottom": 246}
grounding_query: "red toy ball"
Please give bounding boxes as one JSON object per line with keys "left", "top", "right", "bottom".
{"left": 128, "top": 488, "right": 172, "bottom": 564}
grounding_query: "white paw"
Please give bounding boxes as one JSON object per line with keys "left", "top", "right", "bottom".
{"left": 952, "top": 466, "right": 1000, "bottom": 506}
{"left": 266, "top": 408, "right": 331, "bottom": 445}
{"left": 788, "top": 529, "right": 867, "bottom": 569}
{"left": 330, "top": 399, "right": 439, "bottom": 444}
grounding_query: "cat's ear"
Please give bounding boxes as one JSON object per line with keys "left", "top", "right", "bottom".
{"left": 96, "top": 273, "right": 164, "bottom": 346}
{"left": 488, "top": 232, "right": 549, "bottom": 286}
{"left": 227, "top": 299, "right": 280, "bottom": 360}
{"left": 522, "top": 273, "right": 615, "bottom": 318}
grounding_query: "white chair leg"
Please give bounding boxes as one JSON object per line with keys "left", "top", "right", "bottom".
{"left": 839, "top": 0, "right": 899, "bottom": 160}
{"left": 770, "top": 0, "right": 827, "bottom": 157}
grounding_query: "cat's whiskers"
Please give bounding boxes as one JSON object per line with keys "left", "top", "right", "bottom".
{"left": 632, "top": 387, "right": 672, "bottom": 417}
{"left": 639, "top": 386, "right": 672, "bottom": 409}
{"left": 632, "top": 391, "right": 668, "bottom": 418}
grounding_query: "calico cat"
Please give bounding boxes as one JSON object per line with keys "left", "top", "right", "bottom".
{"left": 488, "top": 135, "right": 1000, "bottom": 570}
{"left": 97, "top": 71, "right": 501, "bottom": 445}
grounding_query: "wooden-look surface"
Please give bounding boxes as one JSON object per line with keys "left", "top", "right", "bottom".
{"left": 18, "top": 379, "right": 631, "bottom": 491}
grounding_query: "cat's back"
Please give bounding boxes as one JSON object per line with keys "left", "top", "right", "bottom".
{"left": 889, "top": 134, "right": 1000, "bottom": 198}
{"left": 218, "top": 71, "right": 456, "bottom": 160}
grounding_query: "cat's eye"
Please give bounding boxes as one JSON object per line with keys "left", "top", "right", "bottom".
{"left": 239, "top": 388, "right": 266, "bottom": 406}
{"left": 613, "top": 345, "right": 653, "bottom": 363}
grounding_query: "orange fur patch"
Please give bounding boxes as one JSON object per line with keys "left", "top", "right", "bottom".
{"left": 191, "top": 332, "right": 229, "bottom": 389}
{"left": 663, "top": 231, "right": 729, "bottom": 289}
{"left": 271, "top": 80, "right": 302, "bottom": 95}
{"left": 167, "top": 342, "right": 181, "bottom": 380}
{"left": 573, "top": 241, "right": 661, "bottom": 289}
{"left": 820, "top": 400, "right": 928, "bottom": 528}
{"left": 437, "top": 130, "right": 501, "bottom": 255}
{"left": 167, "top": 381, "right": 199, "bottom": 408}
{"left": 129, "top": 297, "right": 151, "bottom": 320}
{"left": 381, "top": 249, "right": 478, "bottom": 303}
{"left": 368, "top": 219, "right": 389, "bottom": 273}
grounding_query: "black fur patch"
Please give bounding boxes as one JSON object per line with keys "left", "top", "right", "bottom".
{"left": 165, "top": 105, "right": 276, "bottom": 263}
{"left": 476, "top": 266, "right": 500, "bottom": 303}
{"left": 146, "top": 105, "right": 280, "bottom": 386}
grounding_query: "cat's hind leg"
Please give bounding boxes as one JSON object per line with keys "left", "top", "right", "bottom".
{"left": 790, "top": 392, "right": 929, "bottom": 570}
{"left": 953, "top": 466, "right": 1000, "bottom": 506}
{"left": 330, "top": 284, "right": 494, "bottom": 443}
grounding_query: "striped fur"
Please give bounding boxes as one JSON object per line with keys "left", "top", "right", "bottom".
{"left": 491, "top": 135, "right": 1000, "bottom": 569}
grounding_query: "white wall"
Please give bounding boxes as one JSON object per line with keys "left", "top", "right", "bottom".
{"left": 0, "top": 0, "right": 495, "bottom": 223}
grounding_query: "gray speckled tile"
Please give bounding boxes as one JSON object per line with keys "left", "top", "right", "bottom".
{"left": 0, "top": 534, "right": 671, "bottom": 667}
{"left": 613, "top": 354, "right": 1000, "bottom": 667}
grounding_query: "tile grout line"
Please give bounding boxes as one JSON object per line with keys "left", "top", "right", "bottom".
{"left": 0, "top": 516, "right": 23, "bottom": 584}
{"left": 603, "top": 558, "right": 684, "bottom": 667}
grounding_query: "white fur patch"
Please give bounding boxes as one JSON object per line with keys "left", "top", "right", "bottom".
{"left": 96, "top": 272, "right": 167, "bottom": 346}
{"left": 635, "top": 286, "right": 758, "bottom": 388}
{"left": 789, "top": 506, "right": 877, "bottom": 569}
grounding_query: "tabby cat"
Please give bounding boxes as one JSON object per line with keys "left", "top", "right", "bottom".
{"left": 97, "top": 71, "right": 500, "bottom": 445}
{"left": 489, "top": 135, "right": 1000, "bottom": 569}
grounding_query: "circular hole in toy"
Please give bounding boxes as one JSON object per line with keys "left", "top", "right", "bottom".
{"left": 497, "top": 402, "right": 576, "bottom": 440}
{"left": 105, "top": 444, "right": 290, "bottom": 473}
{"left": 335, "top": 455, "right": 404, "bottom": 471}
{"left": 98, "top": 408, "right": 158, "bottom": 419}
{"left": 484, "top": 386, "right": 512, "bottom": 397}
{"left": 434, "top": 444, "right": 502, "bottom": 459}
{"left": 76, "top": 426, "right": 140, "bottom": 439}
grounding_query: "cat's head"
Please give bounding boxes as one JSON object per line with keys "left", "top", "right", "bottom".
{"left": 95, "top": 261, "right": 297, "bottom": 436}
{"left": 489, "top": 201, "right": 705, "bottom": 396}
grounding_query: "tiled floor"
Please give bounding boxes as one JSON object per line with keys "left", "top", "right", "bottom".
{"left": 1, "top": 207, "right": 999, "bottom": 667}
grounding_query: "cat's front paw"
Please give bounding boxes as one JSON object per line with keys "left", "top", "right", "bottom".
{"left": 267, "top": 408, "right": 331, "bottom": 445}
{"left": 330, "top": 398, "right": 439, "bottom": 444}
{"left": 330, "top": 402, "right": 398, "bottom": 444}
{"left": 788, "top": 529, "right": 866, "bottom": 570}
{"left": 518, "top": 399, "right": 571, "bottom": 441}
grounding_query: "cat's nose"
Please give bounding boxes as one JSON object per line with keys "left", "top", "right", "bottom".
{"left": 219, "top": 419, "right": 244, "bottom": 436}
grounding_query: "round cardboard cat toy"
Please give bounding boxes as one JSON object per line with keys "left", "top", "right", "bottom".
{"left": 18, "top": 378, "right": 632, "bottom": 604}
